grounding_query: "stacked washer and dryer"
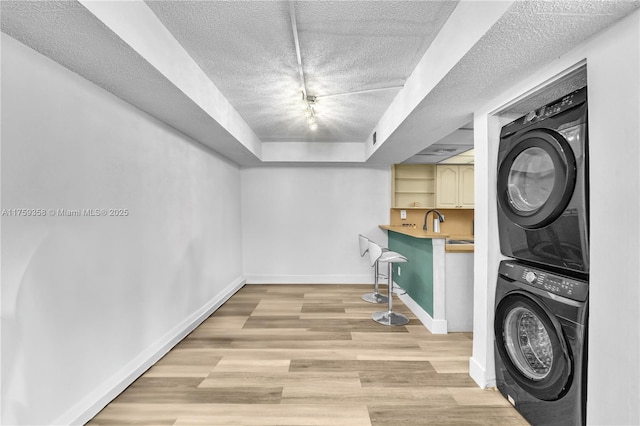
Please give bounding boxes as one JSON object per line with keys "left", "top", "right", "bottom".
{"left": 494, "top": 87, "right": 589, "bottom": 425}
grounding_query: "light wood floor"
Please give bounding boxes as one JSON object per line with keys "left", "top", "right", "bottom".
{"left": 88, "top": 284, "right": 528, "bottom": 425}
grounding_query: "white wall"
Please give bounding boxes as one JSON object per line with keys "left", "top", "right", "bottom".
{"left": 1, "top": 34, "right": 244, "bottom": 425}
{"left": 471, "top": 10, "right": 640, "bottom": 425}
{"left": 585, "top": 12, "right": 640, "bottom": 425}
{"left": 241, "top": 166, "right": 390, "bottom": 284}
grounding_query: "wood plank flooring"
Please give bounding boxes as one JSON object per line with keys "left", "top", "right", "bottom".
{"left": 88, "top": 284, "right": 528, "bottom": 425}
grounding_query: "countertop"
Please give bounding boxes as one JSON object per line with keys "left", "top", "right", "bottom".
{"left": 379, "top": 225, "right": 474, "bottom": 253}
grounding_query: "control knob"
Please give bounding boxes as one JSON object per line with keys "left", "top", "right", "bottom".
{"left": 524, "top": 271, "right": 537, "bottom": 284}
{"left": 525, "top": 110, "right": 538, "bottom": 122}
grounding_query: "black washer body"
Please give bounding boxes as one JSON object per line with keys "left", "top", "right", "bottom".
{"left": 494, "top": 260, "right": 588, "bottom": 426}
{"left": 497, "top": 87, "right": 589, "bottom": 278}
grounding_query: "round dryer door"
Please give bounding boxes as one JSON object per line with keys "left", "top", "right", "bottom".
{"left": 494, "top": 293, "right": 572, "bottom": 401}
{"left": 497, "top": 129, "right": 576, "bottom": 229}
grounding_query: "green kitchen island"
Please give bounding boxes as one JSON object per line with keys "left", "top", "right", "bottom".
{"left": 379, "top": 225, "right": 474, "bottom": 334}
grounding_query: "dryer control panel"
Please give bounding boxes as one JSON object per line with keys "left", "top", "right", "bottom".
{"left": 500, "top": 86, "right": 587, "bottom": 138}
{"left": 499, "top": 261, "right": 588, "bottom": 302}
{"left": 538, "top": 90, "right": 583, "bottom": 120}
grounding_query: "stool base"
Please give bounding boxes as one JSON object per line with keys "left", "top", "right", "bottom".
{"left": 361, "top": 292, "right": 388, "bottom": 304}
{"left": 372, "top": 310, "right": 409, "bottom": 326}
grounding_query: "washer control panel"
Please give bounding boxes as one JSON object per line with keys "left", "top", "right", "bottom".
{"left": 499, "top": 261, "right": 588, "bottom": 302}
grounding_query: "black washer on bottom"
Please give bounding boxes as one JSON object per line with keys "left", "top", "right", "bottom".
{"left": 494, "top": 260, "right": 588, "bottom": 426}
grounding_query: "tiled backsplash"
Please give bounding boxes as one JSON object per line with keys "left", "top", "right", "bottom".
{"left": 390, "top": 208, "right": 474, "bottom": 236}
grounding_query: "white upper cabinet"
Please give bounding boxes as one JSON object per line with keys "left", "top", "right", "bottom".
{"left": 436, "top": 165, "right": 474, "bottom": 209}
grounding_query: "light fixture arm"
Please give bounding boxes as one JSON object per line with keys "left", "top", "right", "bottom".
{"left": 289, "top": 1, "right": 307, "bottom": 99}
{"left": 289, "top": 1, "right": 318, "bottom": 131}
{"left": 316, "top": 85, "right": 405, "bottom": 100}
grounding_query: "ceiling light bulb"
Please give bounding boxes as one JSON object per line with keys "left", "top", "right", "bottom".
{"left": 309, "top": 122, "right": 318, "bottom": 131}
{"left": 306, "top": 117, "right": 316, "bottom": 125}
{"left": 304, "top": 109, "right": 313, "bottom": 118}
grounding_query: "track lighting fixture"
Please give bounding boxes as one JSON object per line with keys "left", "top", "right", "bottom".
{"left": 300, "top": 91, "right": 318, "bottom": 131}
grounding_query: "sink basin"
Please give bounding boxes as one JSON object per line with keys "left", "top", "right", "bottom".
{"left": 446, "top": 239, "right": 474, "bottom": 245}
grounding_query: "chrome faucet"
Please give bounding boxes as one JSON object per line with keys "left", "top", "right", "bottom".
{"left": 423, "top": 209, "right": 445, "bottom": 233}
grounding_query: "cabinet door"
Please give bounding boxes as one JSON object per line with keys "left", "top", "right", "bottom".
{"left": 436, "top": 165, "right": 459, "bottom": 208}
{"left": 459, "top": 165, "right": 475, "bottom": 208}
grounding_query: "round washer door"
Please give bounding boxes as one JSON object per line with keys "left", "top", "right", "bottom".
{"left": 497, "top": 129, "right": 576, "bottom": 229}
{"left": 494, "top": 292, "right": 572, "bottom": 401}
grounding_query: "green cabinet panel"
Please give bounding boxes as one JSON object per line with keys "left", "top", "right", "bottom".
{"left": 388, "top": 232, "right": 433, "bottom": 316}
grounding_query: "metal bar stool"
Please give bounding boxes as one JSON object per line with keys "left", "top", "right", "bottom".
{"left": 367, "top": 240, "right": 410, "bottom": 326}
{"left": 358, "top": 235, "right": 388, "bottom": 304}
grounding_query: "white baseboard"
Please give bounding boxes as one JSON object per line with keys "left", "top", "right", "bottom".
{"left": 397, "top": 287, "right": 447, "bottom": 334}
{"left": 57, "top": 276, "right": 246, "bottom": 426}
{"left": 245, "top": 274, "right": 373, "bottom": 284}
{"left": 469, "top": 356, "right": 495, "bottom": 389}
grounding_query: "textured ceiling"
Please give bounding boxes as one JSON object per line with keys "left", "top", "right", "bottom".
{"left": 145, "top": 0, "right": 458, "bottom": 142}
{"left": 375, "top": 0, "right": 640, "bottom": 165}
{"left": 1, "top": 1, "right": 639, "bottom": 165}
{"left": 405, "top": 66, "right": 588, "bottom": 164}
{"left": 0, "top": 0, "right": 263, "bottom": 164}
